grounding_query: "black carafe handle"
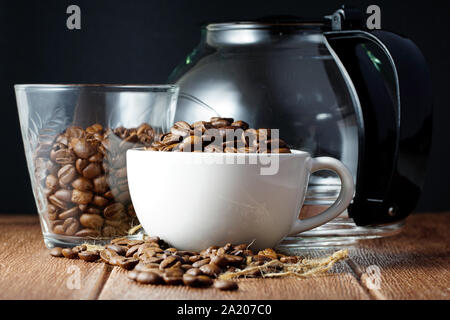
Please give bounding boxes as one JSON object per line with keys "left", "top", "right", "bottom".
{"left": 324, "top": 30, "right": 432, "bottom": 225}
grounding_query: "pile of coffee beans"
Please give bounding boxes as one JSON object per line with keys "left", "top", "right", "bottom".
{"left": 146, "top": 117, "right": 292, "bottom": 153}
{"left": 34, "top": 123, "right": 155, "bottom": 238}
{"left": 49, "top": 237, "right": 304, "bottom": 291}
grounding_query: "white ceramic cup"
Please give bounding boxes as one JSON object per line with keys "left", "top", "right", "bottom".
{"left": 127, "top": 150, "right": 355, "bottom": 251}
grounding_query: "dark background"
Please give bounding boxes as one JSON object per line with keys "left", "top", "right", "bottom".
{"left": 0, "top": 0, "right": 449, "bottom": 214}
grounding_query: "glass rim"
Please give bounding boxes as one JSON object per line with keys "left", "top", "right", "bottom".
{"left": 14, "top": 84, "right": 179, "bottom": 91}
{"left": 205, "top": 21, "right": 326, "bottom": 31}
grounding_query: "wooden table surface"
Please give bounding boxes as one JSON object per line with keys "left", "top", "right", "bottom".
{"left": 0, "top": 213, "right": 448, "bottom": 300}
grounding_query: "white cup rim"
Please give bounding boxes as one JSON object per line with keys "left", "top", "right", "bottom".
{"left": 127, "top": 148, "right": 309, "bottom": 157}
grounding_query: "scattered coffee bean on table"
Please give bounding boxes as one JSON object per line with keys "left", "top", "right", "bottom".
{"left": 49, "top": 247, "right": 64, "bottom": 257}
{"left": 214, "top": 279, "right": 239, "bottom": 291}
{"left": 48, "top": 235, "right": 349, "bottom": 292}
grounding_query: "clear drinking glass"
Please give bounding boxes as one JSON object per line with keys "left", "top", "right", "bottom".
{"left": 15, "top": 84, "right": 179, "bottom": 248}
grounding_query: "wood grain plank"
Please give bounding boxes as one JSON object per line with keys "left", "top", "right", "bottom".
{"left": 0, "top": 214, "right": 106, "bottom": 300}
{"left": 346, "top": 213, "right": 450, "bottom": 300}
{"left": 0, "top": 213, "right": 448, "bottom": 299}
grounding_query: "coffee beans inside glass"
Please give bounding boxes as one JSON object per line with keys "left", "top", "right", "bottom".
{"left": 15, "top": 84, "right": 179, "bottom": 248}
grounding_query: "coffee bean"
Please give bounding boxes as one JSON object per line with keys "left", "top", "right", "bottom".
{"left": 136, "top": 123, "right": 153, "bottom": 136}
{"left": 143, "top": 256, "right": 164, "bottom": 264}
{"left": 86, "top": 123, "right": 103, "bottom": 134}
{"left": 253, "top": 255, "right": 272, "bottom": 262}
{"left": 170, "top": 121, "right": 192, "bottom": 137}
{"left": 79, "top": 213, "right": 104, "bottom": 229}
{"left": 161, "top": 143, "right": 180, "bottom": 152}
{"left": 134, "top": 262, "right": 160, "bottom": 272}
{"left": 61, "top": 248, "right": 78, "bottom": 259}
{"left": 127, "top": 204, "right": 136, "bottom": 217}
{"left": 92, "top": 175, "right": 108, "bottom": 194}
{"left": 57, "top": 164, "right": 77, "bottom": 186}
{"left": 72, "top": 244, "right": 87, "bottom": 253}
{"left": 233, "top": 244, "right": 248, "bottom": 250}
{"left": 127, "top": 270, "right": 139, "bottom": 281}
{"left": 214, "top": 280, "right": 238, "bottom": 291}
{"left": 88, "top": 153, "right": 103, "bottom": 163}
{"left": 74, "top": 228, "right": 100, "bottom": 237}
{"left": 90, "top": 196, "right": 107, "bottom": 208}
{"left": 54, "top": 189, "right": 72, "bottom": 203}
{"left": 139, "top": 248, "right": 162, "bottom": 259}
{"left": 211, "top": 255, "right": 229, "bottom": 268}
{"left": 231, "top": 120, "right": 249, "bottom": 130}
{"left": 48, "top": 195, "right": 68, "bottom": 210}
{"left": 192, "top": 258, "right": 211, "bottom": 268}
{"left": 182, "top": 135, "right": 202, "bottom": 145}
{"left": 200, "top": 263, "right": 222, "bottom": 277}
{"left": 181, "top": 264, "right": 193, "bottom": 271}
{"left": 104, "top": 203, "right": 125, "bottom": 219}
{"left": 115, "top": 191, "right": 131, "bottom": 204}
{"left": 280, "top": 256, "right": 299, "bottom": 264}
{"left": 136, "top": 271, "right": 164, "bottom": 285}
{"left": 185, "top": 268, "right": 203, "bottom": 276}
{"left": 182, "top": 274, "right": 199, "bottom": 287}
{"left": 71, "top": 189, "right": 93, "bottom": 205}
{"left": 100, "top": 248, "right": 119, "bottom": 264}
{"left": 71, "top": 177, "right": 93, "bottom": 192}
{"left": 58, "top": 207, "right": 80, "bottom": 220}
{"left": 258, "top": 248, "right": 278, "bottom": 260}
{"left": 211, "top": 118, "right": 232, "bottom": 128}
{"left": 110, "top": 237, "right": 131, "bottom": 246}
{"left": 66, "top": 126, "right": 84, "bottom": 139}
{"left": 103, "top": 190, "right": 114, "bottom": 199}
{"left": 78, "top": 250, "right": 100, "bottom": 262}
{"left": 82, "top": 162, "right": 101, "bottom": 179}
{"left": 223, "top": 254, "right": 245, "bottom": 266}
{"left": 85, "top": 206, "right": 102, "bottom": 215}
{"left": 183, "top": 274, "right": 213, "bottom": 288}
{"left": 52, "top": 224, "right": 65, "bottom": 235}
{"left": 105, "top": 244, "right": 127, "bottom": 256}
{"left": 45, "top": 175, "right": 59, "bottom": 192}
{"left": 115, "top": 167, "right": 127, "bottom": 179}
{"left": 162, "top": 270, "right": 184, "bottom": 285}
{"left": 160, "top": 256, "right": 178, "bottom": 269}
{"left": 116, "top": 257, "right": 139, "bottom": 270}
{"left": 62, "top": 217, "right": 80, "bottom": 235}
{"left": 75, "top": 159, "right": 89, "bottom": 175}
{"left": 72, "top": 138, "right": 96, "bottom": 159}
{"left": 47, "top": 204, "right": 59, "bottom": 220}
{"left": 52, "top": 148, "right": 76, "bottom": 165}
{"left": 49, "top": 247, "right": 64, "bottom": 257}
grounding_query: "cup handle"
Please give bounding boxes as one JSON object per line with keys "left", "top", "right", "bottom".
{"left": 288, "top": 157, "right": 355, "bottom": 236}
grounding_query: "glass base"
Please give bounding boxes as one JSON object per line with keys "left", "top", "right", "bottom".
{"left": 277, "top": 217, "right": 404, "bottom": 250}
{"left": 42, "top": 232, "right": 145, "bottom": 249}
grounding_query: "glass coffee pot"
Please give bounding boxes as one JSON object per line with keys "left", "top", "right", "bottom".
{"left": 168, "top": 7, "right": 432, "bottom": 247}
